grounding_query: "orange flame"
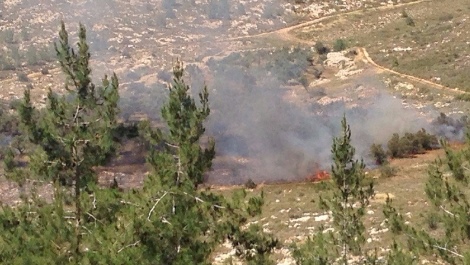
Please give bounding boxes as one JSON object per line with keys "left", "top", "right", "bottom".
{"left": 306, "top": 170, "right": 330, "bottom": 182}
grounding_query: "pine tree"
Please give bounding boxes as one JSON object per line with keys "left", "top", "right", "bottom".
{"left": 384, "top": 135, "right": 470, "bottom": 264}
{"left": 321, "top": 116, "right": 374, "bottom": 264}
{"left": 293, "top": 116, "right": 375, "bottom": 264}
{"left": 123, "top": 61, "right": 278, "bottom": 264}
{"left": 0, "top": 21, "right": 121, "bottom": 263}
{"left": 0, "top": 23, "right": 277, "bottom": 264}
{"left": 291, "top": 225, "right": 332, "bottom": 265}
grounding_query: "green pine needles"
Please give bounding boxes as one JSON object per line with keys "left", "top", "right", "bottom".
{"left": 293, "top": 116, "right": 375, "bottom": 265}
{"left": 0, "top": 22, "right": 277, "bottom": 264}
{"left": 322, "top": 116, "right": 375, "bottom": 263}
{"left": 384, "top": 136, "right": 470, "bottom": 264}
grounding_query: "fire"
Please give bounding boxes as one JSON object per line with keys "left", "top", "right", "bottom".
{"left": 306, "top": 170, "right": 330, "bottom": 182}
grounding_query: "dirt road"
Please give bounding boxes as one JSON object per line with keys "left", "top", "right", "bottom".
{"left": 227, "top": 0, "right": 465, "bottom": 95}
{"left": 227, "top": 0, "right": 431, "bottom": 44}
{"left": 358, "top": 48, "right": 464, "bottom": 94}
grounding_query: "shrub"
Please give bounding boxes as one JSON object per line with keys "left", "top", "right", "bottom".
{"left": 20, "top": 27, "right": 30, "bottom": 41}
{"left": 37, "top": 46, "right": 55, "bottom": 62}
{"left": 380, "top": 164, "right": 397, "bottom": 178}
{"left": 244, "top": 178, "right": 257, "bottom": 189}
{"left": 26, "top": 46, "right": 39, "bottom": 65}
{"left": 16, "top": 72, "right": 29, "bottom": 82}
{"left": 388, "top": 133, "right": 405, "bottom": 158}
{"left": 415, "top": 128, "right": 439, "bottom": 150}
{"left": 333, "top": 39, "right": 347, "bottom": 51}
{"left": 370, "top": 143, "right": 387, "bottom": 165}
{"left": 41, "top": 68, "right": 49, "bottom": 75}
{"left": 0, "top": 55, "right": 16, "bottom": 71}
{"left": 387, "top": 129, "right": 438, "bottom": 159}
{"left": 455, "top": 93, "right": 470, "bottom": 101}
{"left": 300, "top": 75, "right": 309, "bottom": 88}
{"left": 405, "top": 16, "right": 415, "bottom": 26}
{"left": 426, "top": 212, "right": 440, "bottom": 230}
{"left": 0, "top": 29, "right": 15, "bottom": 43}
{"left": 401, "top": 10, "right": 409, "bottom": 18}
{"left": 314, "top": 41, "right": 330, "bottom": 55}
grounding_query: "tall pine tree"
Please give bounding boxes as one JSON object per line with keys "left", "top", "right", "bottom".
{"left": 127, "top": 61, "right": 278, "bottom": 264}
{"left": 0, "top": 21, "right": 121, "bottom": 263}
{"left": 293, "top": 116, "right": 375, "bottom": 265}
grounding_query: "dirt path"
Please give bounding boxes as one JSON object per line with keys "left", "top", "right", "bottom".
{"left": 226, "top": 0, "right": 431, "bottom": 44}
{"left": 358, "top": 48, "right": 465, "bottom": 94}
{"left": 221, "top": 0, "right": 466, "bottom": 95}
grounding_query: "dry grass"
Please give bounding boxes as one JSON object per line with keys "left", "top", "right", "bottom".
{"left": 213, "top": 147, "right": 450, "bottom": 259}
{"left": 294, "top": 0, "right": 470, "bottom": 91}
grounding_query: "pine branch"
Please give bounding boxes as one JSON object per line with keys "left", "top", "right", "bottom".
{"left": 117, "top": 240, "right": 141, "bottom": 253}
{"left": 86, "top": 212, "right": 102, "bottom": 225}
{"left": 147, "top": 191, "right": 168, "bottom": 220}
{"left": 120, "top": 200, "right": 141, "bottom": 207}
{"left": 439, "top": 205, "right": 456, "bottom": 217}
{"left": 405, "top": 233, "right": 463, "bottom": 259}
{"left": 182, "top": 191, "right": 225, "bottom": 209}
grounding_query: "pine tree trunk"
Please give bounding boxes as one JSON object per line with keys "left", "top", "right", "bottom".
{"left": 74, "top": 166, "right": 81, "bottom": 257}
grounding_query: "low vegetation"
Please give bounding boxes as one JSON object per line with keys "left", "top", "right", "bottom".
{"left": 370, "top": 129, "right": 438, "bottom": 165}
{"left": 1, "top": 3, "right": 470, "bottom": 262}
{"left": 0, "top": 23, "right": 278, "bottom": 264}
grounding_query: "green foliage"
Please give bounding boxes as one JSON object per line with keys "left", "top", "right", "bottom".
{"left": 208, "top": 46, "right": 314, "bottom": 85}
{"left": 10, "top": 134, "right": 28, "bottom": 155}
{"left": 386, "top": 129, "right": 438, "bottom": 159}
{"left": 300, "top": 75, "right": 309, "bottom": 88}
{"left": 401, "top": 10, "right": 415, "bottom": 26}
{"left": 315, "top": 41, "right": 330, "bottom": 55}
{"left": 387, "top": 133, "right": 407, "bottom": 158}
{"left": 320, "top": 116, "right": 374, "bottom": 263}
{"left": 134, "top": 61, "right": 277, "bottom": 264}
{"left": 401, "top": 10, "right": 409, "bottom": 18}
{"left": 0, "top": 21, "right": 278, "bottom": 265}
{"left": 425, "top": 212, "right": 440, "bottom": 230}
{"left": 291, "top": 226, "right": 334, "bottom": 265}
{"left": 0, "top": 54, "right": 16, "bottom": 71}
{"left": 379, "top": 163, "right": 397, "bottom": 178}
{"left": 19, "top": 22, "right": 119, "bottom": 184}
{"left": 405, "top": 16, "right": 416, "bottom": 27}
{"left": 333, "top": 39, "right": 347, "bottom": 52}
{"left": 0, "top": 21, "right": 121, "bottom": 263}
{"left": 455, "top": 93, "right": 470, "bottom": 101}
{"left": 386, "top": 241, "right": 418, "bottom": 265}
{"left": 3, "top": 147, "right": 16, "bottom": 172}
{"left": 0, "top": 105, "right": 20, "bottom": 134}
{"left": 0, "top": 29, "right": 15, "bottom": 44}
{"left": 244, "top": 178, "right": 257, "bottom": 189}
{"left": 25, "top": 46, "right": 39, "bottom": 66}
{"left": 20, "top": 27, "right": 30, "bottom": 41}
{"left": 384, "top": 135, "right": 470, "bottom": 264}
{"left": 370, "top": 143, "right": 387, "bottom": 165}
{"left": 16, "top": 72, "right": 29, "bottom": 82}
{"left": 294, "top": 117, "right": 375, "bottom": 264}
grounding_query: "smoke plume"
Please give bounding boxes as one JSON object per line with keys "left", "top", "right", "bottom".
{"left": 203, "top": 65, "right": 432, "bottom": 184}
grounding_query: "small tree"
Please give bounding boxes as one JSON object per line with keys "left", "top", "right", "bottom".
{"left": 370, "top": 143, "right": 387, "bottom": 165}
{"left": 315, "top": 41, "right": 330, "bottom": 55}
{"left": 333, "top": 39, "right": 347, "bottom": 52}
{"left": 294, "top": 117, "right": 375, "bottom": 264}
{"left": 321, "top": 116, "right": 374, "bottom": 263}
{"left": 384, "top": 137, "right": 470, "bottom": 264}
{"left": 0, "top": 21, "right": 121, "bottom": 263}
{"left": 130, "top": 61, "right": 278, "bottom": 264}
{"left": 292, "top": 225, "right": 331, "bottom": 265}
